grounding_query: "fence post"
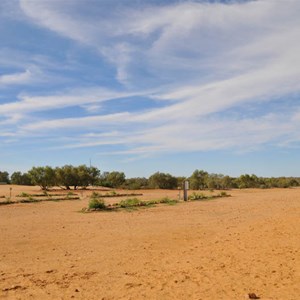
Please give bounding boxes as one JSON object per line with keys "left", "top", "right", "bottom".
{"left": 183, "top": 180, "right": 189, "bottom": 201}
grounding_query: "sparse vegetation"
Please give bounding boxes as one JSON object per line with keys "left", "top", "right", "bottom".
{"left": 88, "top": 198, "right": 106, "bottom": 210}
{"left": 0, "top": 200, "right": 13, "bottom": 206}
{"left": 48, "top": 196, "right": 80, "bottom": 201}
{"left": 91, "top": 191, "right": 101, "bottom": 198}
{"left": 189, "top": 191, "right": 231, "bottom": 201}
{"left": 3, "top": 165, "right": 300, "bottom": 190}
{"left": 83, "top": 195, "right": 179, "bottom": 213}
{"left": 218, "top": 191, "right": 230, "bottom": 197}
{"left": 17, "top": 192, "right": 31, "bottom": 197}
{"left": 188, "top": 192, "right": 207, "bottom": 200}
{"left": 20, "top": 197, "right": 39, "bottom": 203}
{"left": 16, "top": 192, "right": 78, "bottom": 198}
{"left": 157, "top": 196, "right": 178, "bottom": 205}
{"left": 88, "top": 192, "right": 106, "bottom": 210}
{"left": 118, "top": 198, "right": 141, "bottom": 208}
{"left": 0, "top": 193, "right": 80, "bottom": 205}
{"left": 108, "top": 190, "right": 117, "bottom": 196}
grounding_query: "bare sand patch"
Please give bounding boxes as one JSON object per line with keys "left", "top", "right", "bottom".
{"left": 0, "top": 186, "right": 299, "bottom": 299}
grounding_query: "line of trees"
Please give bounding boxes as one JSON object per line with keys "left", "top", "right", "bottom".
{"left": 1, "top": 167, "right": 300, "bottom": 190}
{"left": 0, "top": 166, "right": 101, "bottom": 190}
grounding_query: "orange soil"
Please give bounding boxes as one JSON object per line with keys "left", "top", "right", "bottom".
{"left": 0, "top": 186, "right": 299, "bottom": 299}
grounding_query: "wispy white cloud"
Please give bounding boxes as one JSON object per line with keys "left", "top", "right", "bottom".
{"left": 2, "top": 0, "right": 300, "bottom": 158}
{"left": 0, "top": 88, "right": 138, "bottom": 115}
{"left": 23, "top": 112, "right": 130, "bottom": 131}
{"left": 0, "top": 69, "right": 32, "bottom": 85}
{"left": 27, "top": 108, "right": 299, "bottom": 158}
{"left": 81, "top": 104, "right": 103, "bottom": 114}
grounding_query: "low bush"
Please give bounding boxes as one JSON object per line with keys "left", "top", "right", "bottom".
{"left": 158, "top": 197, "right": 178, "bottom": 205}
{"left": 49, "top": 196, "right": 80, "bottom": 201}
{"left": 218, "top": 191, "right": 230, "bottom": 197}
{"left": 88, "top": 198, "right": 106, "bottom": 210}
{"left": 91, "top": 192, "right": 102, "bottom": 198}
{"left": 18, "top": 192, "right": 30, "bottom": 197}
{"left": 20, "top": 197, "right": 39, "bottom": 203}
{"left": 119, "top": 198, "right": 141, "bottom": 208}
{"left": 0, "top": 200, "right": 13, "bottom": 206}
{"left": 189, "top": 191, "right": 231, "bottom": 201}
{"left": 188, "top": 192, "right": 207, "bottom": 200}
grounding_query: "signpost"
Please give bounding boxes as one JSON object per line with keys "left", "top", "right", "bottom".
{"left": 183, "top": 180, "right": 189, "bottom": 201}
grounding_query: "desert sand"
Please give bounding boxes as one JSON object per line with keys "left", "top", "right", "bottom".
{"left": 0, "top": 186, "right": 299, "bottom": 299}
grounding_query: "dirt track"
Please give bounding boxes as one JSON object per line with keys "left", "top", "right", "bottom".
{"left": 0, "top": 186, "right": 299, "bottom": 299}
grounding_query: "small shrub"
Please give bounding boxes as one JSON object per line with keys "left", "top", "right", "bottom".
{"left": 104, "top": 191, "right": 117, "bottom": 197}
{"left": 119, "top": 198, "right": 141, "bottom": 208}
{"left": 188, "top": 192, "right": 207, "bottom": 200}
{"left": 20, "top": 197, "right": 39, "bottom": 203}
{"left": 147, "top": 199, "right": 159, "bottom": 205}
{"left": 66, "top": 191, "right": 76, "bottom": 199}
{"left": 219, "top": 191, "right": 230, "bottom": 197}
{"left": 88, "top": 198, "right": 106, "bottom": 210}
{"left": 91, "top": 192, "right": 102, "bottom": 198}
{"left": 158, "top": 197, "right": 178, "bottom": 205}
{"left": 0, "top": 200, "right": 13, "bottom": 206}
{"left": 48, "top": 196, "right": 80, "bottom": 201}
{"left": 18, "top": 192, "right": 30, "bottom": 197}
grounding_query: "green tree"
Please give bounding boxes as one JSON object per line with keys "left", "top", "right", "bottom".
{"left": 189, "top": 170, "right": 208, "bottom": 190}
{"left": 206, "top": 174, "right": 219, "bottom": 190}
{"left": 56, "top": 165, "right": 100, "bottom": 190}
{"left": 236, "top": 174, "right": 261, "bottom": 188}
{"left": 28, "top": 166, "right": 56, "bottom": 190}
{"left": 55, "top": 165, "right": 77, "bottom": 190}
{"left": 97, "top": 171, "right": 110, "bottom": 187}
{"left": 11, "top": 172, "right": 32, "bottom": 185}
{"left": 148, "top": 172, "right": 177, "bottom": 189}
{"left": 0, "top": 171, "right": 10, "bottom": 184}
{"left": 122, "top": 177, "right": 149, "bottom": 190}
{"left": 76, "top": 165, "right": 100, "bottom": 189}
{"left": 220, "top": 175, "right": 235, "bottom": 189}
{"left": 176, "top": 176, "right": 186, "bottom": 188}
{"left": 106, "top": 171, "right": 126, "bottom": 188}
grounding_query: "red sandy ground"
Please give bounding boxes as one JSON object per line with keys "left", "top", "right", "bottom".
{"left": 0, "top": 186, "right": 299, "bottom": 299}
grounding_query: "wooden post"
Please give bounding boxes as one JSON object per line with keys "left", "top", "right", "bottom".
{"left": 183, "top": 180, "right": 189, "bottom": 201}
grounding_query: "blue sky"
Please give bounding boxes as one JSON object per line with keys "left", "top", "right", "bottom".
{"left": 1, "top": 0, "right": 300, "bottom": 178}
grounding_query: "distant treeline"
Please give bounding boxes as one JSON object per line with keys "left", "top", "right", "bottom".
{"left": 1, "top": 167, "right": 299, "bottom": 190}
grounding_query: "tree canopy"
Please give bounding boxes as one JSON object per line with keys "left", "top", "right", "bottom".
{"left": 2, "top": 166, "right": 300, "bottom": 190}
